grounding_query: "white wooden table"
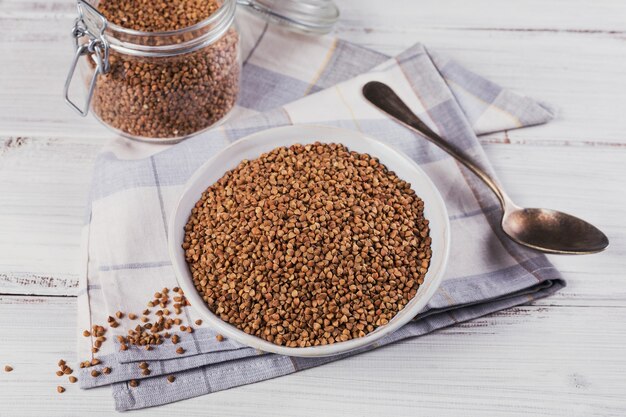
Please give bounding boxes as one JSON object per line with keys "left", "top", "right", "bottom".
{"left": 1, "top": 0, "right": 625, "bottom": 415}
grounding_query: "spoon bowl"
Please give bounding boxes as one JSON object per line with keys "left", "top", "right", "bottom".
{"left": 502, "top": 207, "right": 609, "bottom": 254}
{"left": 362, "top": 80, "right": 609, "bottom": 255}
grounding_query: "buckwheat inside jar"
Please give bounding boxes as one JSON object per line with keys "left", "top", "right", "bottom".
{"left": 87, "top": 0, "right": 240, "bottom": 141}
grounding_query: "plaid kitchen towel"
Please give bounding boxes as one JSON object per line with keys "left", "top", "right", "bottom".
{"left": 76, "top": 10, "right": 564, "bottom": 411}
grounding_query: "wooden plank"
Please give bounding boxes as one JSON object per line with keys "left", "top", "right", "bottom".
{"left": 0, "top": 1, "right": 625, "bottom": 415}
{"left": 0, "top": 3, "right": 624, "bottom": 298}
{"left": 335, "top": 0, "right": 626, "bottom": 32}
{"left": 333, "top": 34, "right": 626, "bottom": 147}
{"left": 0, "top": 136, "right": 100, "bottom": 295}
{"left": 3, "top": 0, "right": 626, "bottom": 31}
{"left": 0, "top": 16, "right": 114, "bottom": 141}
{"left": 1, "top": 295, "right": 624, "bottom": 416}
{"left": 1, "top": 5, "right": 625, "bottom": 144}
{"left": 1, "top": 141, "right": 623, "bottom": 299}
{"left": 486, "top": 145, "right": 625, "bottom": 257}
{"left": 485, "top": 145, "right": 626, "bottom": 307}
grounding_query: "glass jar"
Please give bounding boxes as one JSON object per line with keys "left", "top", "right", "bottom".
{"left": 65, "top": 0, "right": 240, "bottom": 143}
{"left": 65, "top": 0, "right": 339, "bottom": 143}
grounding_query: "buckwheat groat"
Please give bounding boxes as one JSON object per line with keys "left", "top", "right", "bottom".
{"left": 184, "top": 143, "right": 432, "bottom": 347}
{"left": 90, "top": 0, "right": 239, "bottom": 139}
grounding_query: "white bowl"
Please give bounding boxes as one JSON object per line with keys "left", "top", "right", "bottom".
{"left": 168, "top": 125, "right": 450, "bottom": 357}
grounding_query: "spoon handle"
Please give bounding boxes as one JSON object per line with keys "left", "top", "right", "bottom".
{"left": 362, "top": 81, "right": 509, "bottom": 208}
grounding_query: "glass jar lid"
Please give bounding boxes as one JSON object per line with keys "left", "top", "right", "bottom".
{"left": 237, "top": 0, "right": 339, "bottom": 34}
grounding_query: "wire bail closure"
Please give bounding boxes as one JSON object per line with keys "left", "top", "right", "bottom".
{"left": 64, "top": 0, "right": 110, "bottom": 117}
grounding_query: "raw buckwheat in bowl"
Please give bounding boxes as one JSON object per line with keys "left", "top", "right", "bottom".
{"left": 168, "top": 125, "right": 450, "bottom": 357}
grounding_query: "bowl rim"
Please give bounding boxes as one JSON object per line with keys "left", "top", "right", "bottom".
{"left": 168, "top": 124, "right": 450, "bottom": 357}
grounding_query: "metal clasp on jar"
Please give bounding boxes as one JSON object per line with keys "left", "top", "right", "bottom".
{"left": 64, "top": 0, "right": 110, "bottom": 117}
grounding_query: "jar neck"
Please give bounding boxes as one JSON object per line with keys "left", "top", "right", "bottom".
{"left": 101, "top": 0, "right": 237, "bottom": 57}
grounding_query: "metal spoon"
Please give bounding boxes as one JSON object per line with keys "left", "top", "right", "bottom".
{"left": 362, "top": 81, "right": 609, "bottom": 254}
